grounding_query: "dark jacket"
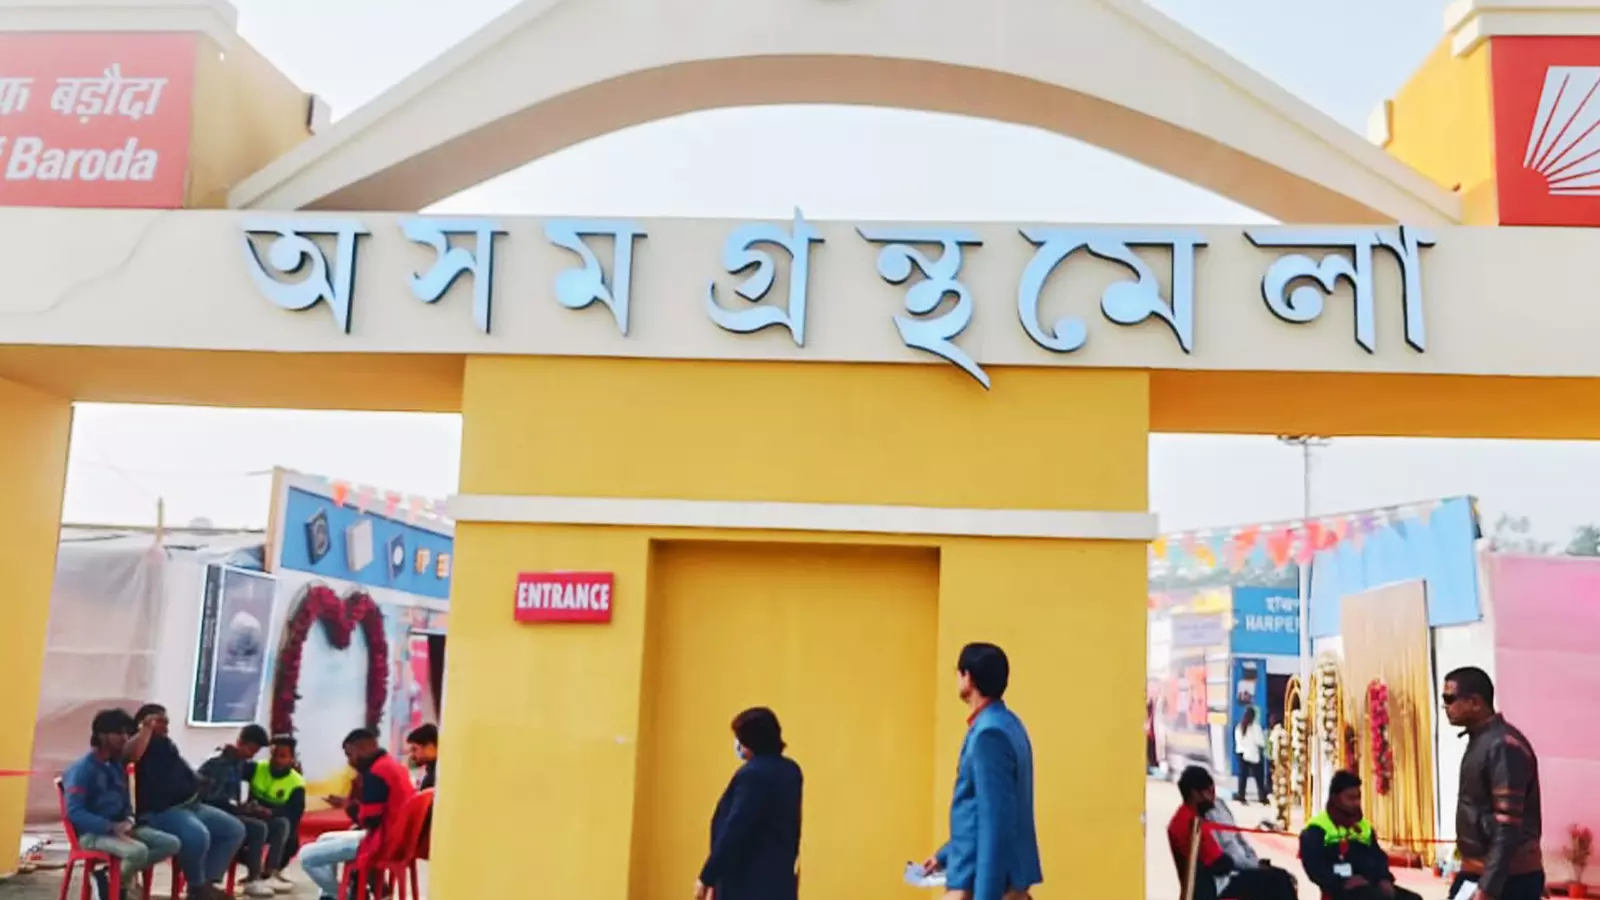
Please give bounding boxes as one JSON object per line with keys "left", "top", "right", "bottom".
{"left": 1458, "top": 714, "right": 1543, "bottom": 897}
{"left": 197, "top": 746, "right": 248, "bottom": 812}
{"left": 699, "top": 754, "right": 803, "bottom": 900}
{"left": 1300, "top": 813, "right": 1394, "bottom": 897}
{"left": 134, "top": 735, "right": 199, "bottom": 815}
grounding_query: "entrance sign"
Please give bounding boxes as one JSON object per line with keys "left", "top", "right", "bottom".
{"left": 239, "top": 214, "right": 1434, "bottom": 391}
{"left": 0, "top": 32, "right": 196, "bottom": 208}
{"left": 514, "top": 571, "right": 614, "bottom": 624}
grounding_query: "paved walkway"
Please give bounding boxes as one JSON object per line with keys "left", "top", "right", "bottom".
{"left": 0, "top": 785, "right": 1447, "bottom": 900}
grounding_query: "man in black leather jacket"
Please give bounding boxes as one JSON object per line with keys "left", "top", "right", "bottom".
{"left": 1442, "top": 667, "right": 1544, "bottom": 900}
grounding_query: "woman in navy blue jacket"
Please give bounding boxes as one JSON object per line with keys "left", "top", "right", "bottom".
{"left": 695, "top": 707, "right": 803, "bottom": 900}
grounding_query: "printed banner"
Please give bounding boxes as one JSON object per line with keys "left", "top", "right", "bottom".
{"left": 0, "top": 32, "right": 196, "bottom": 208}
{"left": 191, "top": 565, "right": 276, "bottom": 725}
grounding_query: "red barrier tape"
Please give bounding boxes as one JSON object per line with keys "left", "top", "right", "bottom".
{"left": 1210, "top": 821, "right": 1456, "bottom": 848}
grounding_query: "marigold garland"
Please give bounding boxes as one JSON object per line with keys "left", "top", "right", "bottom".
{"left": 270, "top": 583, "right": 390, "bottom": 737}
{"left": 1367, "top": 679, "right": 1394, "bottom": 795}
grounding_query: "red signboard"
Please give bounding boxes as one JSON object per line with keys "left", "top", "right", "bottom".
{"left": 1491, "top": 36, "right": 1600, "bottom": 226}
{"left": 514, "top": 571, "right": 614, "bottom": 624}
{"left": 0, "top": 32, "right": 197, "bottom": 209}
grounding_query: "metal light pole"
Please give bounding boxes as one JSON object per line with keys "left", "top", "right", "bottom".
{"left": 1277, "top": 435, "right": 1329, "bottom": 683}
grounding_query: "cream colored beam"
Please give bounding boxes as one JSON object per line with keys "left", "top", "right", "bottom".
{"left": 449, "top": 494, "right": 1160, "bottom": 541}
{"left": 228, "top": 0, "right": 1459, "bottom": 226}
{"left": 1, "top": 208, "right": 1597, "bottom": 379}
{"left": 1446, "top": 0, "right": 1600, "bottom": 56}
{"left": 0, "top": 0, "right": 239, "bottom": 46}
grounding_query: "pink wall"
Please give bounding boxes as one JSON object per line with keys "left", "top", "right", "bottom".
{"left": 1483, "top": 552, "right": 1600, "bottom": 875}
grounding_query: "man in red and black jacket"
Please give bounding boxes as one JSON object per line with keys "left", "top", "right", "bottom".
{"left": 298, "top": 729, "right": 417, "bottom": 900}
{"left": 1168, "top": 766, "right": 1296, "bottom": 900}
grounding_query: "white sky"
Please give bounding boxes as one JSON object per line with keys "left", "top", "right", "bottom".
{"left": 58, "top": 0, "right": 1600, "bottom": 544}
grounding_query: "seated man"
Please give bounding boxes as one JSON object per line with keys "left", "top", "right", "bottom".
{"left": 129, "top": 704, "right": 246, "bottom": 900}
{"left": 198, "top": 724, "right": 291, "bottom": 897}
{"left": 404, "top": 725, "right": 437, "bottom": 791}
{"left": 1167, "top": 766, "right": 1296, "bottom": 900}
{"left": 1300, "top": 771, "right": 1422, "bottom": 900}
{"left": 243, "top": 735, "right": 307, "bottom": 890}
{"left": 64, "top": 709, "right": 181, "bottom": 900}
{"left": 298, "top": 728, "right": 418, "bottom": 900}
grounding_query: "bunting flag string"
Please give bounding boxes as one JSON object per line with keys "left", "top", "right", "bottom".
{"left": 1150, "top": 496, "right": 1461, "bottom": 575}
{"left": 290, "top": 470, "right": 454, "bottom": 527}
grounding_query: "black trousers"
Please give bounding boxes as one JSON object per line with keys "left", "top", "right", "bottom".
{"left": 1451, "top": 872, "right": 1546, "bottom": 900}
{"left": 1236, "top": 759, "right": 1266, "bottom": 803}
{"left": 1221, "top": 867, "right": 1298, "bottom": 900}
{"left": 1333, "top": 884, "right": 1425, "bottom": 900}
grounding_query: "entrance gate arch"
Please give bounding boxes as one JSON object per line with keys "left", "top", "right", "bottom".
{"left": 6, "top": 1, "right": 1600, "bottom": 899}
{"left": 228, "top": 0, "right": 1459, "bottom": 224}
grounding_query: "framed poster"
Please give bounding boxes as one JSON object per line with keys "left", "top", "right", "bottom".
{"left": 189, "top": 564, "right": 276, "bottom": 726}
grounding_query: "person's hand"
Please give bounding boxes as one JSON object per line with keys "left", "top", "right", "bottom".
{"left": 1379, "top": 881, "right": 1397, "bottom": 897}
{"left": 693, "top": 879, "right": 710, "bottom": 900}
{"left": 1345, "top": 876, "right": 1370, "bottom": 889}
{"left": 323, "top": 794, "right": 347, "bottom": 809}
{"left": 111, "top": 820, "right": 133, "bottom": 838}
{"left": 920, "top": 855, "right": 941, "bottom": 876}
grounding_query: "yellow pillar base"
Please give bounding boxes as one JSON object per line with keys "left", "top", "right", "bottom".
{"left": 435, "top": 358, "right": 1150, "bottom": 900}
{"left": 0, "top": 378, "right": 71, "bottom": 874}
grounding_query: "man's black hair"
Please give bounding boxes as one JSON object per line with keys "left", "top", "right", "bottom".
{"left": 1445, "top": 666, "right": 1496, "bottom": 709}
{"left": 1177, "top": 764, "right": 1214, "bottom": 801}
{"left": 406, "top": 724, "right": 438, "bottom": 746}
{"left": 133, "top": 703, "right": 165, "bottom": 722}
{"left": 1328, "top": 769, "right": 1362, "bottom": 802}
{"left": 238, "top": 724, "right": 270, "bottom": 748}
{"left": 341, "top": 727, "right": 378, "bottom": 748}
{"left": 957, "top": 642, "right": 1010, "bottom": 701}
{"left": 731, "top": 707, "right": 786, "bottom": 757}
{"left": 89, "top": 708, "right": 135, "bottom": 747}
{"left": 269, "top": 734, "right": 297, "bottom": 752}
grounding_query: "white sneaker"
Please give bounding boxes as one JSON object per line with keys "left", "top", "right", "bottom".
{"left": 267, "top": 875, "right": 295, "bottom": 894}
{"left": 243, "top": 880, "right": 275, "bottom": 898}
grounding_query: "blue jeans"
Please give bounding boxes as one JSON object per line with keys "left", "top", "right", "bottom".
{"left": 298, "top": 831, "right": 362, "bottom": 900}
{"left": 142, "top": 801, "right": 246, "bottom": 890}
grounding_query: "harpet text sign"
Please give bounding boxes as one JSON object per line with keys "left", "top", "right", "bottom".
{"left": 0, "top": 32, "right": 196, "bottom": 208}
{"left": 514, "top": 571, "right": 615, "bottom": 624}
{"left": 242, "top": 213, "right": 1433, "bottom": 391}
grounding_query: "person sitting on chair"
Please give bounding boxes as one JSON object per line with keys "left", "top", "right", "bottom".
{"left": 298, "top": 728, "right": 417, "bottom": 900}
{"left": 242, "top": 734, "right": 307, "bottom": 890}
{"left": 1300, "top": 770, "right": 1421, "bottom": 900}
{"left": 198, "top": 724, "right": 291, "bottom": 897}
{"left": 1167, "top": 766, "right": 1296, "bottom": 900}
{"left": 64, "top": 709, "right": 181, "bottom": 900}
{"left": 129, "top": 704, "right": 246, "bottom": 900}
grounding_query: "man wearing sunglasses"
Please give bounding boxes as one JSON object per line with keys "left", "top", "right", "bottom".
{"left": 1442, "top": 667, "right": 1544, "bottom": 900}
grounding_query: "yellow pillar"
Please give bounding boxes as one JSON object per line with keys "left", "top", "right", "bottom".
{"left": 0, "top": 378, "right": 71, "bottom": 872}
{"left": 435, "top": 357, "right": 1150, "bottom": 900}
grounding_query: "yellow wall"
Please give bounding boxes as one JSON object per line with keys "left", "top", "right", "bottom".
{"left": 185, "top": 36, "right": 313, "bottom": 209}
{"left": 1383, "top": 40, "right": 1500, "bottom": 224}
{"left": 0, "top": 378, "right": 72, "bottom": 874}
{"left": 432, "top": 356, "right": 1151, "bottom": 899}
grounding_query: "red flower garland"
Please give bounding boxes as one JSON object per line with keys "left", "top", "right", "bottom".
{"left": 1367, "top": 679, "right": 1394, "bottom": 795}
{"left": 270, "top": 584, "right": 390, "bottom": 738}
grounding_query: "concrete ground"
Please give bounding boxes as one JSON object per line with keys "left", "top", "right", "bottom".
{"left": 0, "top": 848, "right": 430, "bottom": 900}
{"left": 0, "top": 784, "right": 1445, "bottom": 900}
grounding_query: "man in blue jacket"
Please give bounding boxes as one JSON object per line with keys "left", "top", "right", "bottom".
{"left": 920, "top": 642, "right": 1043, "bottom": 900}
{"left": 64, "top": 709, "right": 181, "bottom": 900}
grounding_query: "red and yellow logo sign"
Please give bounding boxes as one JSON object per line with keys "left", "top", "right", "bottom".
{"left": 0, "top": 32, "right": 197, "bottom": 208}
{"left": 1492, "top": 36, "right": 1600, "bottom": 226}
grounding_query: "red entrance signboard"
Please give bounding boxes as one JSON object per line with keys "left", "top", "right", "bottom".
{"left": 514, "top": 571, "right": 614, "bottom": 624}
{"left": 0, "top": 32, "right": 197, "bottom": 208}
{"left": 1491, "top": 36, "right": 1600, "bottom": 226}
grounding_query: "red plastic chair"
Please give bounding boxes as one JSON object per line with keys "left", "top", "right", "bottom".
{"left": 339, "top": 790, "right": 434, "bottom": 900}
{"left": 56, "top": 778, "right": 127, "bottom": 900}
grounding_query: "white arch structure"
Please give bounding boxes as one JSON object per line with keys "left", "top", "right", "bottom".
{"left": 230, "top": 0, "right": 1461, "bottom": 225}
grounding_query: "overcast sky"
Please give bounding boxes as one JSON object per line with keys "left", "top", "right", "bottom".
{"left": 58, "top": 0, "right": 1600, "bottom": 545}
